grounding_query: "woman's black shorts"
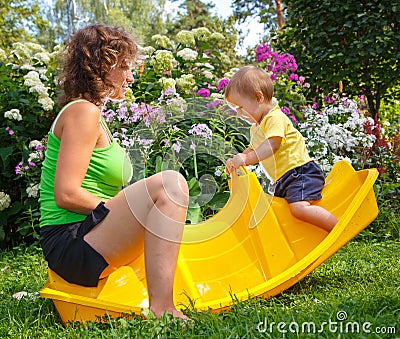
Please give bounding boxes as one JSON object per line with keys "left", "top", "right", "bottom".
{"left": 40, "top": 202, "right": 109, "bottom": 287}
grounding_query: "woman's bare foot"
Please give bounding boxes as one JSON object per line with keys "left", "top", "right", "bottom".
{"left": 149, "top": 306, "right": 191, "bottom": 321}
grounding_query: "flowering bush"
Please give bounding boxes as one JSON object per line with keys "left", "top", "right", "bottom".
{"left": 132, "top": 27, "right": 233, "bottom": 104}
{"left": 255, "top": 42, "right": 310, "bottom": 123}
{"left": 103, "top": 92, "right": 249, "bottom": 223}
{"left": 0, "top": 42, "right": 59, "bottom": 246}
{"left": 0, "top": 33, "right": 398, "bottom": 246}
{"left": 297, "top": 94, "right": 377, "bottom": 173}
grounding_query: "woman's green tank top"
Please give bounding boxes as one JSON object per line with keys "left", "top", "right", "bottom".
{"left": 39, "top": 100, "right": 133, "bottom": 226}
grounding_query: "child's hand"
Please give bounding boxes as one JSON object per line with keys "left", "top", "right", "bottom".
{"left": 225, "top": 154, "right": 246, "bottom": 174}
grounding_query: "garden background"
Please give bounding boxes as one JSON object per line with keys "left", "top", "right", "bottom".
{"left": 0, "top": 0, "right": 399, "bottom": 337}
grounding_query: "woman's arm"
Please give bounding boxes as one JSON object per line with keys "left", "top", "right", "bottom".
{"left": 53, "top": 102, "right": 105, "bottom": 214}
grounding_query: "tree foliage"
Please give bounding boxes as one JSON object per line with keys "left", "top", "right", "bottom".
{"left": 275, "top": 0, "right": 400, "bottom": 118}
{"left": 167, "top": 0, "right": 241, "bottom": 70}
{"left": 0, "top": 0, "right": 50, "bottom": 50}
{"left": 52, "top": 0, "right": 167, "bottom": 45}
{"left": 231, "top": 0, "right": 285, "bottom": 31}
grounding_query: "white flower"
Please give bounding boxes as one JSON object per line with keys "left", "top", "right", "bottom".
{"left": 24, "top": 71, "right": 41, "bottom": 87}
{"left": 29, "top": 84, "right": 48, "bottom": 96}
{"left": 299, "top": 99, "right": 378, "bottom": 174}
{"left": 34, "top": 52, "right": 51, "bottom": 64}
{"left": 151, "top": 50, "right": 176, "bottom": 75}
{"left": 219, "top": 53, "right": 231, "bottom": 66}
{"left": 197, "top": 62, "right": 214, "bottom": 70}
{"left": 177, "top": 48, "right": 198, "bottom": 61}
{"left": 202, "top": 70, "right": 214, "bottom": 79}
{"left": 4, "top": 108, "right": 22, "bottom": 121}
{"left": 0, "top": 192, "right": 11, "bottom": 211}
{"left": 29, "top": 140, "right": 42, "bottom": 149}
{"left": 158, "top": 77, "right": 176, "bottom": 90}
{"left": 26, "top": 184, "right": 39, "bottom": 198}
{"left": 38, "top": 95, "right": 54, "bottom": 111}
{"left": 192, "top": 27, "right": 211, "bottom": 41}
{"left": 20, "top": 64, "right": 36, "bottom": 71}
{"left": 28, "top": 152, "right": 42, "bottom": 162}
{"left": 0, "top": 48, "right": 7, "bottom": 62}
{"left": 210, "top": 93, "right": 224, "bottom": 99}
{"left": 138, "top": 45, "right": 155, "bottom": 56}
{"left": 151, "top": 34, "right": 173, "bottom": 48}
{"left": 176, "top": 30, "right": 196, "bottom": 46}
{"left": 214, "top": 168, "right": 222, "bottom": 177}
{"left": 210, "top": 32, "right": 225, "bottom": 41}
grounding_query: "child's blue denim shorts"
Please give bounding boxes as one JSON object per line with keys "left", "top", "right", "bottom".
{"left": 274, "top": 161, "right": 325, "bottom": 203}
{"left": 40, "top": 202, "right": 109, "bottom": 287}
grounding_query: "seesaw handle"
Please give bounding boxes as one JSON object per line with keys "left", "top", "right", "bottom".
{"left": 230, "top": 165, "right": 249, "bottom": 177}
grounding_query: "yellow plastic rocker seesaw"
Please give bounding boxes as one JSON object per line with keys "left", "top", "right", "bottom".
{"left": 40, "top": 160, "right": 379, "bottom": 324}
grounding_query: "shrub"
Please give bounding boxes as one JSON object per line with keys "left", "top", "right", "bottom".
{"left": 0, "top": 43, "right": 59, "bottom": 247}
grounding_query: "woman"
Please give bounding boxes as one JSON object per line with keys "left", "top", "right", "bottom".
{"left": 39, "top": 24, "right": 189, "bottom": 320}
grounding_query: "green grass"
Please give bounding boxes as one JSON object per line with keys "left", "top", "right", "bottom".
{"left": 0, "top": 239, "right": 398, "bottom": 338}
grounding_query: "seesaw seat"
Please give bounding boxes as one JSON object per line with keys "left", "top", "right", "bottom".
{"left": 40, "top": 160, "right": 379, "bottom": 323}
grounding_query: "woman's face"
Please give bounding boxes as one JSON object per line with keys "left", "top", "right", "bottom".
{"left": 106, "top": 63, "right": 134, "bottom": 100}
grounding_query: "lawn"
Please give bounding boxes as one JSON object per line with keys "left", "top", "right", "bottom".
{"left": 0, "top": 238, "right": 398, "bottom": 338}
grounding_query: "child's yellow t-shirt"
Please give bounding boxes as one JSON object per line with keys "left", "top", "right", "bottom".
{"left": 249, "top": 105, "right": 311, "bottom": 181}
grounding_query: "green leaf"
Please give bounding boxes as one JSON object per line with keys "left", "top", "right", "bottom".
{"left": 186, "top": 204, "right": 202, "bottom": 224}
{"left": 188, "top": 177, "right": 201, "bottom": 196}
{"left": 0, "top": 146, "right": 14, "bottom": 169}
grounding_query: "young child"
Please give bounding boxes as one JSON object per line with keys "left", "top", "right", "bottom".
{"left": 224, "top": 65, "right": 337, "bottom": 232}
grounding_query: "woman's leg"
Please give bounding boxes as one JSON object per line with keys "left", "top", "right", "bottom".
{"left": 289, "top": 201, "right": 338, "bottom": 232}
{"left": 83, "top": 170, "right": 189, "bottom": 319}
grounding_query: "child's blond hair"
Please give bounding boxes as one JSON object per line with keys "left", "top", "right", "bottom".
{"left": 225, "top": 65, "right": 274, "bottom": 102}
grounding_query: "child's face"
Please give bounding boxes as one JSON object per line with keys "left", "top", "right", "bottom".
{"left": 225, "top": 91, "right": 268, "bottom": 124}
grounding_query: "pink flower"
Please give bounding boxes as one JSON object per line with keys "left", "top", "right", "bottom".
{"left": 172, "top": 141, "right": 181, "bottom": 153}
{"left": 197, "top": 88, "right": 211, "bottom": 98}
{"left": 281, "top": 106, "right": 291, "bottom": 115}
{"left": 216, "top": 78, "right": 229, "bottom": 92}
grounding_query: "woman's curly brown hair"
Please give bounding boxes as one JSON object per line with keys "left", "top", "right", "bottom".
{"left": 57, "top": 24, "right": 138, "bottom": 107}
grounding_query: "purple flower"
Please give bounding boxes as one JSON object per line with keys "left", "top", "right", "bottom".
{"left": 256, "top": 43, "right": 298, "bottom": 79}
{"left": 206, "top": 99, "right": 224, "bottom": 108}
{"left": 15, "top": 162, "right": 23, "bottom": 175}
{"left": 197, "top": 88, "right": 211, "bottom": 98}
{"left": 188, "top": 123, "right": 212, "bottom": 139}
{"left": 281, "top": 106, "right": 291, "bottom": 115}
{"left": 216, "top": 78, "right": 230, "bottom": 92}
{"left": 34, "top": 145, "right": 44, "bottom": 152}
{"left": 164, "top": 88, "right": 175, "bottom": 96}
{"left": 172, "top": 141, "right": 181, "bottom": 153}
{"left": 288, "top": 73, "right": 299, "bottom": 81}
{"left": 324, "top": 95, "right": 335, "bottom": 104}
